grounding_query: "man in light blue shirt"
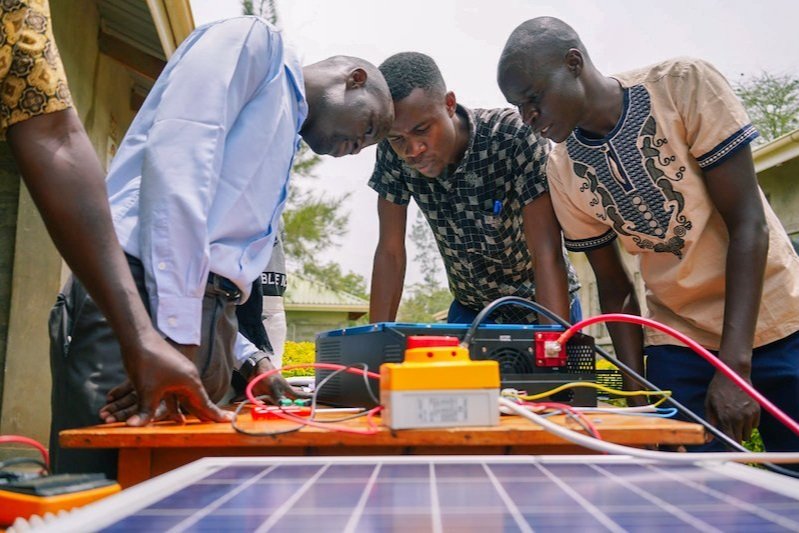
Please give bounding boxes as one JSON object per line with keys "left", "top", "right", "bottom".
{"left": 49, "top": 16, "right": 393, "bottom": 475}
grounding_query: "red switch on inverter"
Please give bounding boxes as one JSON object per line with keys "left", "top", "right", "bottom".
{"left": 535, "top": 331, "right": 567, "bottom": 367}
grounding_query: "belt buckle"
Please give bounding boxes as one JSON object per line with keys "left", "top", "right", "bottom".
{"left": 221, "top": 279, "right": 241, "bottom": 302}
{"left": 209, "top": 273, "right": 241, "bottom": 301}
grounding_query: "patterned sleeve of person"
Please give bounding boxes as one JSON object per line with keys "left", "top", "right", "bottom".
{"left": 261, "top": 223, "right": 287, "bottom": 297}
{"left": 0, "top": 1, "right": 73, "bottom": 137}
{"left": 367, "top": 139, "right": 412, "bottom": 206}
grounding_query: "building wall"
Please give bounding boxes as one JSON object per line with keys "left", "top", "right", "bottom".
{"left": 286, "top": 310, "right": 355, "bottom": 342}
{"left": 0, "top": 145, "right": 20, "bottom": 420}
{"left": 758, "top": 160, "right": 799, "bottom": 238}
{"left": 51, "top": 0, "right": 137, "bottom": 169}
{"left": 0, "top": 0, "right": 140, "bottom": 456}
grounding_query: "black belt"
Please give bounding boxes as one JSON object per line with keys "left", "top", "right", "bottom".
{"left": 207, "top": 272, "right": 242, "bottom": 301}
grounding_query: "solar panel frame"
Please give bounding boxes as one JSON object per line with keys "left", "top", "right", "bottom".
{"left": 39, "top": 455, "right": 799, "bottom": 532}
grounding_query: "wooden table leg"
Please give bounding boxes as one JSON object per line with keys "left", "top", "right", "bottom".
{"left": 117, "top": 448, "right": 152, "bottom": 489}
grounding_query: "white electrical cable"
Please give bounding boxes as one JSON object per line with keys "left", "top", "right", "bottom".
{"left": 498, "top": 404, "right": 661, "bottom": 416}
{"left": 499, "top": 394, "right": 665, "bottom": 416}
{"left": 499, "top": 397, "right": 799, "bottom": 464}
{"left": 571, "top": 405, "right": 660, "bottom": 413}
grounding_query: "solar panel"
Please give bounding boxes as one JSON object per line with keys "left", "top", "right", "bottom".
{"left": 40, "top": 456, "right": 799, "bottom": 532}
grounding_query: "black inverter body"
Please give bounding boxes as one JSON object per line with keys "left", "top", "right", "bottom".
{"left": 314, "top": 322, "right": 596, "bottom": 408}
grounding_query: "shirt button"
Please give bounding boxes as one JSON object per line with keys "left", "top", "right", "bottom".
{"left": 167, "top": 317, "right": 177, "bottom": 327}
{"left": 158, "top": 262, "right": 167, "bottom": 270}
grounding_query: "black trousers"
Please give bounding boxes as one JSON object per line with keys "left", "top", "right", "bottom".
{"left": 48, "top": 255, "right": 238, "bottom": 477}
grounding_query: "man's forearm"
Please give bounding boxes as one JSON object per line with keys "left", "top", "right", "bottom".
{"left": 369, "top": 249, "right": 406, "bottom": 322}
{"left": 532, "top": 254, "right": 570, "bottom": 323}
{"left": 718, "top": 224, "right": 769, "bottom": 375}
{"left": 605, "top": 315, "right": 645, "bottom": 391}
{"left": 595, "top": 271, "right": 645, "bottom": 389}
{"left": 8, "top": 110, "right": 155, "bottom": 350}
{"left": 701, "top": 148, "right": 769, "bottom": 377}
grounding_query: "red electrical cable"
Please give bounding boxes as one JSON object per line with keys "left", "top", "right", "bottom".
{"left": 0, "top": 435, "right": 49, "bottom": 467}
{"left": 243, "top": 362, "right": 382, "bottom": 435}
{"left": 270, "top": 406, "right": 383, "bottom": 435}
{"left": 245, "top": 363, "right": 380, "bottom": 407}
{"left": 557, "top": 313, "right": 799, "bottom": 439}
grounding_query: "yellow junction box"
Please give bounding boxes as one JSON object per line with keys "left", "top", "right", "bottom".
{"left": 380, "top": 341, "right": 500, "bottom": 429}
{"left": 381, "top": 345, "right": 500, "bottom": 391}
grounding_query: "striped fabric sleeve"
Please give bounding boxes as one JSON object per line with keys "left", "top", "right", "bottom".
{"left": 695, "top": 123, "right": 759, "bottom": 170}
{"left": 675, "top": 59, "right": 760, "bottom": 169}
{"left": 564, "top": 228, "right": 617, "bottom": 252}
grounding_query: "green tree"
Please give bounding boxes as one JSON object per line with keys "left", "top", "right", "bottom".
{"left": 397, "top": 211, "right": 451, "bottom": 322}
{"left": 735, "top": 72, "right": 799, "bottom": 143}
{"left": 303, "top": 262, "right": 367, "bottom": 300}
{"left": 410, "top": 209, "right": 443, "bottom": 288}
{"left": 280, "top": 145, "right": 349, "bottom": 267}
{"left": 241, "top": 0, "right": 278, "bottom": 23}
{"left": 397, "top": 287, "right": 452, "bottom": 323}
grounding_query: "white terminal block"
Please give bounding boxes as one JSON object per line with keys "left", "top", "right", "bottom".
{"left": 382, "top": 388, "right": 499, "bottom": 430}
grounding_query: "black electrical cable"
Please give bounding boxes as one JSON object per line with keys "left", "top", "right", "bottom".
{"left": 461, "top": 295, "right": 567, "bottom": 348}
{"left": 310, "top": 363, "right": 377, "bottom": 423}
{"left": 0, "top": 457, "right": 49, "bottom": 477}
{"left": 467, "top": 295, "right": 799, "bottom": 478}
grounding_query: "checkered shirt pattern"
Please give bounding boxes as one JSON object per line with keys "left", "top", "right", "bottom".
{"left": 369, "top": 106, "right": 580, "bottom": 324}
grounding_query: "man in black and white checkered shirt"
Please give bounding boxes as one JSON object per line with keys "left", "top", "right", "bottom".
{"left": 369, "top": 52, "right": 580, "bottom": 325}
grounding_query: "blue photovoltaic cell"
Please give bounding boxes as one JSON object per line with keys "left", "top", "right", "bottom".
{"left": 69, "top": 457, "right": 799, "bottom": 532}
{"left": 377, "top": 463, "right": 430, "bottom": 480}
{"left": 203, "top": 465, "right": 267, "bottom": 480}
{"left": 366, "top": 481, "right": 432, "bottom": 507}
{"left": 149, "top": 482, "right": 236, "bottom": 509}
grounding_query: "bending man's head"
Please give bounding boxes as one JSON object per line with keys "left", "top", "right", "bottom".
{"left": 378, "top": 52, "right": 463, "bottom": 178}
{"left": 497, "top": 17, "right": 592, "bottom": 143}
{"left": 301, "top": 56, "right": 393, "bottom": 157}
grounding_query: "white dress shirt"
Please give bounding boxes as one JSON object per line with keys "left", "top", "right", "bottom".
{"left": 107, "top": 16, "right": 307, "bottom": 355}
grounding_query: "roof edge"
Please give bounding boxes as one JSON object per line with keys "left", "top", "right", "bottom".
{"left": 753, "top": 128, "right": 799, "bottom": 174}
{"left": 146, "top": 0, "right": 195, "bottom": 59}
{"left": 285, "top": 303, "right": 369, "bottom": 313}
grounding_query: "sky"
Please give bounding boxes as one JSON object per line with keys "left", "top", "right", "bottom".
{"left": 189, "top": 0, "right": 799, "bottom": 287}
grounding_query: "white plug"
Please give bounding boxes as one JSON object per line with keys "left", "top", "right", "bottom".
{"left": 544, "top": 341, "right": 562, "bottom": 358}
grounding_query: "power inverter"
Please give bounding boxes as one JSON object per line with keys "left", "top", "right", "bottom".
{"left": 314, "top": 322, "right": 596, "bottom": 408}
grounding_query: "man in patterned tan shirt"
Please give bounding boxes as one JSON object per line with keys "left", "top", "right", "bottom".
{"left": 498, "top": 16, "right": 799, "bottom": 457}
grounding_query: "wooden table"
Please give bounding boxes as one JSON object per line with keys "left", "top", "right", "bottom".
{"left": 61, "top": 410, "right": 705, "bottom": 488}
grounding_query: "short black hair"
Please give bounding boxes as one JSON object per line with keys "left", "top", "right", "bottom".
{"left": 378, "top": 52, "right": 446, "bottom": 101}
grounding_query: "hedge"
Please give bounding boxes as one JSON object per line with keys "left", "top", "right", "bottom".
{"left": 281, "top": 341, "right": 316, "bottom": 377}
